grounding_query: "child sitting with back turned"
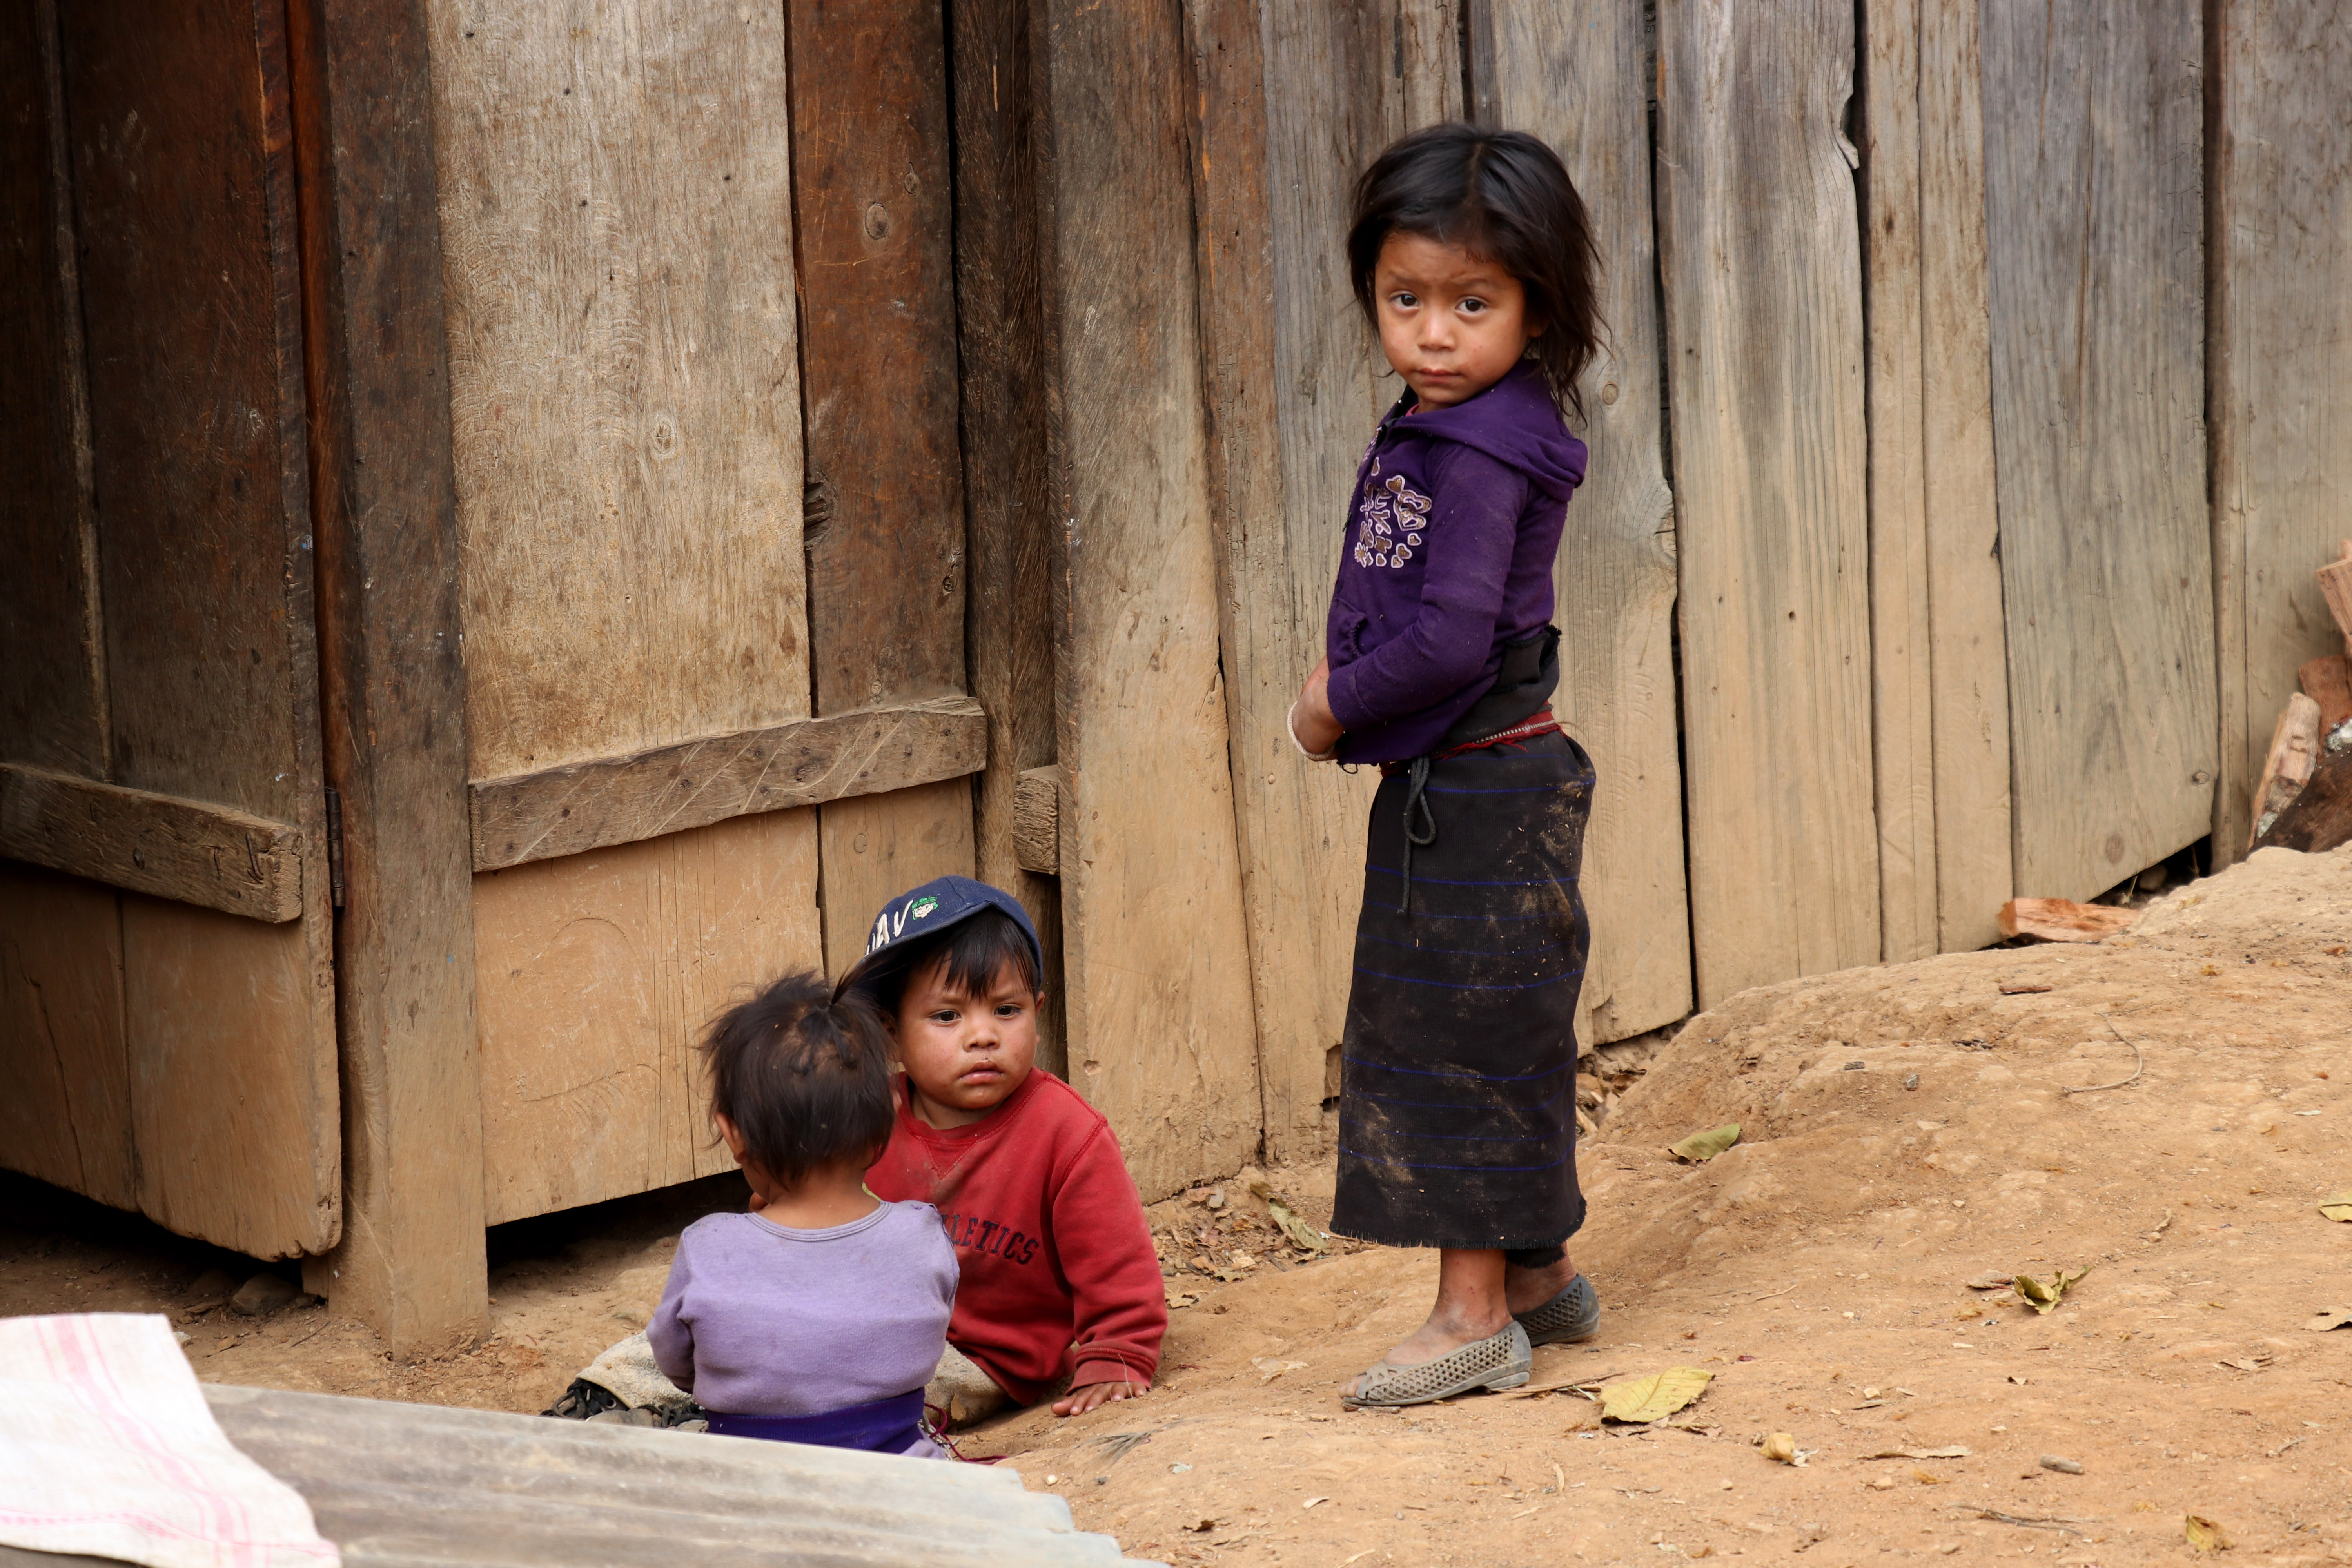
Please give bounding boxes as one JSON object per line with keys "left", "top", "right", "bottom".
{"left": 843, "top": 877, "right": 1165, "bottom": 1425}
{"left": 647, "top": 973, "right": 956, "bottom": 1457}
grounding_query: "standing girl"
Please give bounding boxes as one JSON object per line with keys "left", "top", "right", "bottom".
{"left": 1287, "top": 123, "right": 1604, "bottom": 1406}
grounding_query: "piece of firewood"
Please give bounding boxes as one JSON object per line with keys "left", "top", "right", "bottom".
{"left": 1996, "top": 898, "right": 2140, "bottom": 944}
{"left": 2252, "top": 739, "right": 2352, "bottom": 856}
{"left": 2299, "top": 654, "right": 2352, "bottom": 736}
{"left": 2320, "top": 540, "right": 2352, "bottom": 660}
{"left": 2250, "top": 693, "right": 2324, "bottom": 848}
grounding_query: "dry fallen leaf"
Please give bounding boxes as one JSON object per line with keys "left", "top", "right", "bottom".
{"left": 2185, "top": 1514, "right": 2231, "bottom": 1552}
{"left": 1963, "top": 1273, "right": 2016, "bottom": 1291}
{"left": 1862, "top": 1446, "right": 1971, "bottom": 1461}
{"left": 2302, "top": 1307, "right": 2352, "bottom": 1332}
{"left": 1599, "top": 1367, "right": 1714, "bottom": 1423}
{"left": 2014, "top": 1266, "right": 2091, "bottom": 1314}
{"left": 1670, "top": 1123, "right": 1742, "bottom": 1163}
{"left": 1267, "top": 1199, "right": 1330, "bottom": 1254}
{"left": 1760, "top": 1432, "right": 1798, "bottom": 1464}
{"left": 2319, "top": 1193, "right": 2352, "bottom": 1223}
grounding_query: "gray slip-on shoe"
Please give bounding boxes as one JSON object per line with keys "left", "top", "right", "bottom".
{"left": 1343, "top": 1320, "right": 1532, "bottom": 1408}
{"left": 1514, "top": 1272, "right": 1601, "bottom": 1346}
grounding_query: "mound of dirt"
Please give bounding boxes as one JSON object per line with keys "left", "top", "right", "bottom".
{"left": 1593, "top": 842, "right": 2352, "bottom": 1294}
{"left": 978, "top": 844, "right": 2352, "bottom": 1566}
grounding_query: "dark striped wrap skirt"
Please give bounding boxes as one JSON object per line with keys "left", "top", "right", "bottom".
{"left": 1329, "top": 729, "right": 1593, "bottom": 1252}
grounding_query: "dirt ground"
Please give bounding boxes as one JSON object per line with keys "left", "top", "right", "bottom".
{"left": 7, "top": 844, "right": 2351, "bottom": 1567}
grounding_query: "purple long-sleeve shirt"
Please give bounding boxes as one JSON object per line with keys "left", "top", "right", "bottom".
{"left": 1324, "top": 362, "right": 1587, "bottom": 762}
{"left": 648, "top": 1202, "right": 956, "bottom": 1428}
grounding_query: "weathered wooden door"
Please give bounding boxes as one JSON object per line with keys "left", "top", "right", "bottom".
{"left": 418, "top": 0, "right": 983, "bottom": 1227}
{"left": 0, "top": 0, "right": 339, "bottom": 1258}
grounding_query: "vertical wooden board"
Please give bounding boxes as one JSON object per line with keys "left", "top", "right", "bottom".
{"left": 787, "top": 0, "right": 978, "bottom": 988}
{"left": 2211, "top": 0, "right": 2352, "bottom": 859}
{"left": 1917, "top": 0, "right": 2011, "bottom": 949}
{"left": 1390, "top": 0, "right": 1462, "bottom": 131}
{"left": 817, "top": 781, "right": 978, "bottom": 977}
{"left": 790, "top": 0, "right": 965, "bottom": 715}
{"left": 1182, "top": 0, "right": 1383, "bottom": 1169}
{"left": 426, "top": 0, "right": 808, "bottom": 780}
{"left": 0, "top": 0, "right": 105, "bottom": 779}
{"left": 1034, "top": 0, "right": 1263, "bottom": 1199}
{"left": 1478, "top": 0, "right": 1693, "bottom": 1041}
{"left": 1982, "top": 0, "right": 2214, "bottom": 899}
{"left": 0, "top": 864, "right": 132, "bottom": 1210}
{"left": 1860, "top": 0, "right": 1937, "bottom": 964}
{"left": 1657, "top": 0, "right": 1879, "bottom": 1006}
{"left": 59, "top": 0, "right": 319, "bottom": 827}
{"left": 292, "top": 0, "right": 486, "bottom": 1348}
{"left": 124, "top": 895, "right": 338, "bottom": 1256}
{"left": 473, "top": 808, "right": 822, "bottom": 1225}
{"left": 949, "top": 0, "right": 1066, "bottom": 1075}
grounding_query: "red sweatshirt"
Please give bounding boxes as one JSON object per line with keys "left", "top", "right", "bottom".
{"left": 864, "top": 1068, "right": 1166, "bottom": 1405}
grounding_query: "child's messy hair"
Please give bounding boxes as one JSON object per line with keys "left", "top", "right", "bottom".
{"left": 1347, "top": 122, "right": 1604, "bottom": 421}
{"left": 702, "top": 972, "right": 894, "bottom": 1188}
{"left": 846, "top": 907, "right": 1042, "bottom": 1020}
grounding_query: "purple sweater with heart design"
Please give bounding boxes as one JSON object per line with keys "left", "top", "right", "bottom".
{"left": 1323, "top": 362, "right": 1588, "bottom": 763}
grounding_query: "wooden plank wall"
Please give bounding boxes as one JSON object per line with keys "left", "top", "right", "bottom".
{"left": 1, "top": 0, "right": 341, "bottom": 1260}
{"left": 1981, "top": 0, "right": 2214, "bottom": 901}
{"left": 423, "top": 0, "right": 822, "bottom": 1220}
{"left": 1858, "top": 0, "right": 2012, "bottom": 956}
{"left": 790, "top": 0, "right": 977, "bottom": 977}
{"left": 1656, "top": 0, "right": 1879, "bottom": 1007}
{"left": 2209, "top": 0, "right": 2352, "bottom": 857}
{"left": 1030, "top": 0, "right": 1262, "bottom": 1199}
{"left": 1472, "top": 0, "right": 1693, "bottom": 1044}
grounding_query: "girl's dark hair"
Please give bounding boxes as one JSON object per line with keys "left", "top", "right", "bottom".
{"left": 1347, "top": 122, "right": 1603, "bottom": 421}
{"left": 846, "top": 907, "right": 1042, "bottom": 1020}
{"left": 701, "top": 971, "right": 894, "bottom": 1189}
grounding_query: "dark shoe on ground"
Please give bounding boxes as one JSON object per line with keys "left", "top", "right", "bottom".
{"left": 1513, "top": 1272, "right": 1600, "bottom": 1346}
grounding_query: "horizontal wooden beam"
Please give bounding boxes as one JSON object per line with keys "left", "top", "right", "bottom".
{"left": 468, "top": 695, "right": 989, "bottom": 870}
{"left": 1011, "top": 764, "right": 1060, "bottom": 875}
{"left": 0, "top": 762, "right": 305, "bottom": 921}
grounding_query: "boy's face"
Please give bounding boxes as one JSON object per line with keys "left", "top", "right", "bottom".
{"left": 890, "top": 957, "right": 1041, "bottom": 1129}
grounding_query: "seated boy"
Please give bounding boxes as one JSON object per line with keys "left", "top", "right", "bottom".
{"left": 841, "top": 876, "right": 1166, "bottom": 1423}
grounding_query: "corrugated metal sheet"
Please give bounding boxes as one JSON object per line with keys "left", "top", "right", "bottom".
{"left": 3, "top": 1385, "right": 1163, "bottom": 1568}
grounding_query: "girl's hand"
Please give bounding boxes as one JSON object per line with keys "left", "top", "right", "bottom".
{"left": 1051, "top": 1376, "right": 1150, "bottom": 1417}
{"left": 1289, "top": 658, "right": 1343, "bottom": 759}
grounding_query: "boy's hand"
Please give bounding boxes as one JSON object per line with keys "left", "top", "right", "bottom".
{"left": 1051, "top": 1377, "right": 1150, "bottom": 1417}
{"left": 1289, "top": 657, "right": 1343, "bottom": 759}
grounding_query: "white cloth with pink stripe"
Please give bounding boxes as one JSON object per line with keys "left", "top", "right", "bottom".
{"left": 0, "top": 1313, "right": 338, "bottom": 1568}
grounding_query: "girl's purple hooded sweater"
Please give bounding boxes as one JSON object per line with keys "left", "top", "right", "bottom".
{"left": 1323, "top": 361, "right": 1587, "bottom": 764}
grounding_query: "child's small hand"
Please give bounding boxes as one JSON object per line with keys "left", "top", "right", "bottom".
{"left": 1050, "top": 1376, "right": 1151, "bottom": 1417}
{"left": 1289, "top": 657, "right": 1343, "bottom": 759}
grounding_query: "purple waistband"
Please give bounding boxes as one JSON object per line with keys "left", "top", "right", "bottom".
{"left": 703, "top": 1388, "right": 927, "bottom": 1454}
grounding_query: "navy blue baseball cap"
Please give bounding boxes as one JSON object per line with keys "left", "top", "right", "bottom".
{"left": 835, "top": 875, "right": 1044, "bottom": 1000}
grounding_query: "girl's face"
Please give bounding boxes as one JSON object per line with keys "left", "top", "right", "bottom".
{"left": 1372, "top": 232, "right": 1542, "bottom": 408}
